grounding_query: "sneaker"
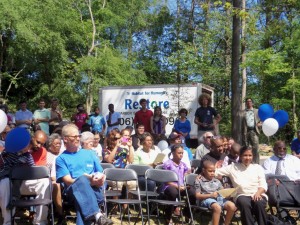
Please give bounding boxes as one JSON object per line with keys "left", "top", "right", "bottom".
{"left": 97, "top": 215, "right": 114, "bottom": 225}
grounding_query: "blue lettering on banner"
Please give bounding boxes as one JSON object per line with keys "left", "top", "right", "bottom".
{"left": 125, "top": 99, "right": 169, "bottom": 110}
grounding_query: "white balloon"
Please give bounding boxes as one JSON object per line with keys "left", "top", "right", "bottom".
{"left": 262, "top": 118, "right": 279, "bottom": 136}
{"left": 0, "top": 109, "right": 7, "bottom": 133}
{"left": 157, "top": 140, "right": 169, "bottom": 151}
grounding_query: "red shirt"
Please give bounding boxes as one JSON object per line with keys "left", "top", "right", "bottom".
{"left": 133, "top": 109, "right": 153, "bottom": 132}
{"left": 74, "top": 113, "right": 88, "bottom": 131}
{"left": 31, "top": 147, "right": 47, "bottom": 166}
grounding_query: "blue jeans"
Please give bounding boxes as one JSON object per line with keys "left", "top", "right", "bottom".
{"left": 138, "top": 176, "right": 156, "bottom": 191}
{"left": 65, "top": 175, "right": 104, "bottom": 225}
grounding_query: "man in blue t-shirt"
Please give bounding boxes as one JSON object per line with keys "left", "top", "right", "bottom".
{"left": 291, "top": 130, "right": 300, "bottom": 159}
{"left": 89, "top": 107, "right": 106, "bottom": 135}
{"left": 56, "top": 124, "right": 113, "bottom": 225}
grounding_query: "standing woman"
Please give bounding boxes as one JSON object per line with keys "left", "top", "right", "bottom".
{"left": 150, "top": 106, "right": 167, "bottom": 144}
{"left": 216, "top": 146, "right": 268, "bottom": 225}
{"left": 173, "top": 108, "right": 191, "bottom": 145}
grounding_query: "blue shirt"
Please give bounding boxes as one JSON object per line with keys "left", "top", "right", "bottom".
{"left": 174, "top": 119, "right": 191, "bottom": 139}
{"left": 89, "top": 114, "right": 106, "bottom": 132}
{"left": 15, "top": 109, "right": 33, "bottom": 128}
{"left": 56, "top": 148, "right": 103, "bottom": 182}
{"left": 291, "top": 138, "right": 300, "bottom": 154}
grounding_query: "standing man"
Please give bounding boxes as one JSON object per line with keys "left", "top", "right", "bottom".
{"left": 15, "top": 100, "right": 33, "bottom": 129}
{"left": 71, "top": 104, "right": 89, "bottom": 132}
{"left": 49, "top": 98, "right": 63, "bottom": 134}
{"left": 33, "top": 98, "right": 51, "bottom": 135}
{"left": 241, "top": 98, "right": 261, "bottom": 164}
{"left": 194, "top": 93, "right": 221, "bottom": 144}
{"left": 56, "top": 124, "right": 113, "bottom": 225}
{"left": 106, "top": 104, "right": 121, "bottom": 135}
{"left": 89, "top": 107, "right": 106, "bottom": 136}
{"left": 133, "top": 99, "right": 153, "bottom": 133}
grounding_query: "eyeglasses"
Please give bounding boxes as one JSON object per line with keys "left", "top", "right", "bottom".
{"left": 114, "top": 136, "right": 121, "bottom": 140}
{"left": 206, "top": 136, "right": 213, "bottom": 139}
{"left": 94, "top": 138, "right": 100, "bottom": 141}
{"left": 65, "top": 135, "right": 81, "bottom": 139}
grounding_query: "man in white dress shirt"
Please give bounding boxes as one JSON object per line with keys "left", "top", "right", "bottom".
{"left": 263, "top": 140, "right": 300, "bottom": 181}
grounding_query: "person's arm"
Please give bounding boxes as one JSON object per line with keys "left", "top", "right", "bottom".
{"left": 61, "top": 174, "right": 76, "bottom": 187}
{"left": 196, "top": 191, "right": 219, "bottom": 201}
{"left": 213, "top": 113, "right": 221, "bottom": 126}
{"left": 291, "top": 151, "right": 300, "bottom": 158}
{"left": 104, "top": 146, "right": 118, "bottom": 163}
{"left": 252, "top": 187, "right": 266, "bottom": 201}
{"left": 194, "top": 116, "right": 201, "bottom": 126}
{"left": 150, "top": 116, "right": 154, "bottom": 133}
{"left": 162, "top": 116, "right": 167, "bottom": 133}
{"left": 126, "top": 138, "right": 135, "bottom": 163}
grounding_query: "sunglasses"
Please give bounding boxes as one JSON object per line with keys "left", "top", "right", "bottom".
{"left": 206, "top": 136, "right": 213, "bottom": 139}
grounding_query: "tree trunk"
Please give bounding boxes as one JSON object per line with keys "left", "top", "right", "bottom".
{"left": 231, "top": 0, "right": 241, "bottom": 142}
{"left": 241, "top": 0, "right": 246, "bottom": 110}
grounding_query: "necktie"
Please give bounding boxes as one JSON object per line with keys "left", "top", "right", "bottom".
{"left": 275, "top": 158, "right": 283, "bottom": 175}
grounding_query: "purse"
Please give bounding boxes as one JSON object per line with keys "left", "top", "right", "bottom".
{"left": 267, "top": 178, "right": 300, "bottom": 207}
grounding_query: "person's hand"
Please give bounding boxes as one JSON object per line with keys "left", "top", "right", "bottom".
{"left": 89, "top": 173, "right": 106, "bottom": 188}
{"left": 179, "top": 186, "right": 185, "bottom": 191}
{"left": 127, "top": 138, "right": 133, "bottom": 147}
{"left": 211, "top": 192, "right": 218, "bottom": 198}
{"left": 252, "top": 193, "right": 263, "bottom": 201}
{"left": 196, "top": 174, "right": 202, "bottom": 181}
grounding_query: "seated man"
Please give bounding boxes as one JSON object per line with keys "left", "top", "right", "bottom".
{"left": 195, "top": 136, "right": 226, "bottom": 174}
{"left": 56, "top": 124, "right": 113, "bottom": 225}
{"left": 263, "top": 140, "right": 300, "bottom": 181}
{"left": 263, "top": 140, "right": 300, "bottom": 223}
{"left": 194, "top": 131, "right": 213, "bottom": 160}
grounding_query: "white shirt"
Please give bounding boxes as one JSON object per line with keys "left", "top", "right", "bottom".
{"left": 262, "top": 154, "right": 300, "bottom": 181}
{"left": 162, "top": 147, "right": 191, "bottom": 169}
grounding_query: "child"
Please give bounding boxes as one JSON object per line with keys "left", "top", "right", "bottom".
{"left": 163, "top": 144, "right": 196, "bottom": 224}
{"left": 195, "top": 161, "right": 236, "bottom": 225}
{"left": 222, "top": 143, "right": 240, "bottom": 167}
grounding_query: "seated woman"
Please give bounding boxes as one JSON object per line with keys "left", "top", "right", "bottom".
{"left": 216, "top": 146, "right": 268, "bottom": 225}
{"left": 133, "top": 132, "right": 161, "bottom": 191}
{"left": 163, "top": 144, "right": 196, "bottom": 224}
{"left": 46, "top": 133, "right": 63, "bottom": 223}
{"left": 103, "top": 129, "right": 135, "bottom": 193}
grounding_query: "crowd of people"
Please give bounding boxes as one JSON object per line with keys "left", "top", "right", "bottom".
{"left": 0, "top": 94, "right": 299, "bottom": 225}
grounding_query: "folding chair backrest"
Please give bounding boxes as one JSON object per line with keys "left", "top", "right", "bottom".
{"left": 155, "top": 164, "right": 164, "bottom": 170}
{"left": 145, "top": 169, "right": 178, "bottom": 183}
{"left": 190, "top": 159, "right": 201, "bottom": 169}
{"left": 185, "top": 173, "right": 198, "bottom": 186}
{"left": 10, "top": 166, "right": 50, "bottom": 180}
{"left": 100, "top": 163, "right": 115, "bottom": 170}
{"left": 125, "top": 164, "right": 152, "bottom": 176}
{"left": 104, "top": 168, "right": 138, "bottom": 182}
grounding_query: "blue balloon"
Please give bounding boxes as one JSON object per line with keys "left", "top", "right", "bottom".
{"left": 258, "top": 104, "right": 274, "bottom": 121}
{"left": 273, "top": 110, "right": 289, "bottom": 128}
{"left": 5, "top": 128, "right": 31, "bottom": 153}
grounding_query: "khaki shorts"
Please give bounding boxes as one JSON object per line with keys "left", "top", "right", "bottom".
{"left": 107, "top": 180, "right": 136, "bottom": 191}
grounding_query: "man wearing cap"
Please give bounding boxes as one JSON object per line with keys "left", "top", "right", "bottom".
{"left": 56, "top": 124, "right": 113, "bottom": 225}
{"left": 0, "top": 128, "right": 35, "bottom": 225}
{"left": 162, "top": 132, "right": 191, "bottom": 168}
{"left": 290, "top": 130, "right": 300, "bottom": 159}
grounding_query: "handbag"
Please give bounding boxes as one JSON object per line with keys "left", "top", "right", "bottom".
{"left": 267, "top": 178, "right": 300, "bottom": 207}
